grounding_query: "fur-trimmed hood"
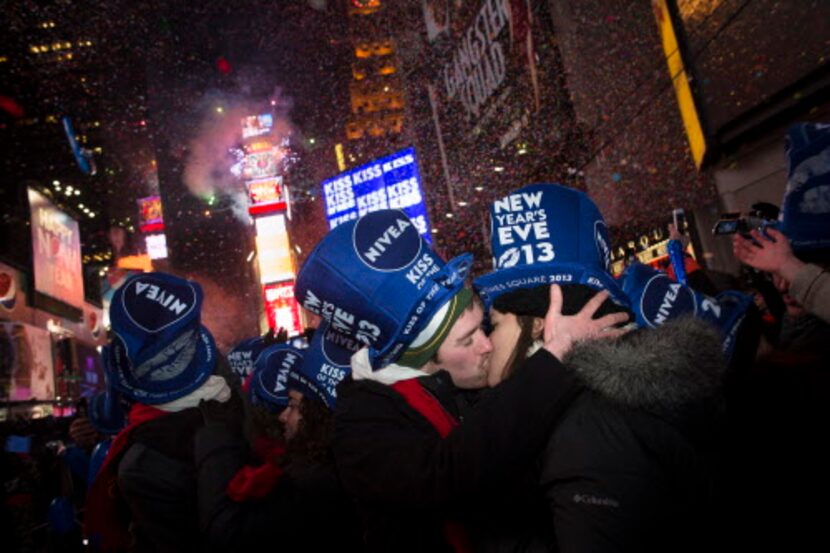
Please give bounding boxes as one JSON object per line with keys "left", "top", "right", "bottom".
{"left": 562, "top": 317, "right": 726, "bottom": 421}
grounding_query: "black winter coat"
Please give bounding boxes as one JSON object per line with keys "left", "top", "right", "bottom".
{"left": 116, "top": 408, "right": 204, "bottom": 553}
{"left": 194, "top": 423, "right": 363, "bottom": 553}
{"left": 331, "top": 349, "right": 582, "bottom": 553}
{"left": 540, "top": 317, "right": 726, "bottom": 553}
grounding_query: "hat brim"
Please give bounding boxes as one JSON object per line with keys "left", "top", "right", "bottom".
{"left": 110, "top": 324, "right": 217, "bottom": 405}
{"left": 474, "top": 262, "right": 629, "bottom": 312}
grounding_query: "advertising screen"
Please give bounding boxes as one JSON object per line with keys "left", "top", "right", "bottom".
{"left": 247, "top": 176, "right": 286, "bottom": 214}
{"left": 145, "top": 233, "right": 169, "bottom": 260}
{"left": 0, "top": 322, "right": 55, "bottom": 401}
{"left": 320, "top": 147, "right": 432, "bottom": 241}
{"left": 28, "top": 188, "right": 84, "bottom": 309}
{"left": 241, "top": 113, "right": 274, "bottom": 139}
{"left": 255, "top": 214, "right": 294, "bottom": 284}
{"left": 138, "top": 195, "right": 164, "bottom": 233}
{"left": 263, "top": 281, "right": 303, "bottom": 336}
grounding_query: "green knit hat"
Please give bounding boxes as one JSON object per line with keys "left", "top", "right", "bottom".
{"left": 397, "top": 288, "right": 473, "bottom": 368}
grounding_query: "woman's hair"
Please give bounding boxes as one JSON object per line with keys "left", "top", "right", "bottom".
{"left": 284, "top": 398, "right": 333, "bottom": 464}
{"left": 492, "top": 284, "right": 632, "bottom": 381}
{"left": 501, "top": 315, "right": 538, "bottom": 381}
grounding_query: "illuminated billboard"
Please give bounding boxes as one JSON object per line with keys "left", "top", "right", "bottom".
{"left": 255, "top": 214, "right": 294, "bottom": 284}
{"left": 145, "top": 233, "right": 168, "bottom": 260}
{"left": 263, "top": 281, "right": 303, "bottom": 336}
{"left": 247, "top": 176, "right": 286, "bottom": 215}
{"left": 241, "top": 113, "right": 274, "bottom": 139}
{"left": 28, "top": 188, "right": 84, "bottom": 309}
{"left": 0, "top": 322, "right": 55, "bottom": 401}
{"left": 320, "top": 147, "right": 432, "bottom": 240}
{"left": 137, "top": 195, "right": 164, "bottom": 233}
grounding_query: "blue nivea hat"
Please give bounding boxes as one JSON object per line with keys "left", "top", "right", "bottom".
{"left": 781, "top": 122, "right": 830, "bottom": 253}
{"left": 249, "top": 344, "right": 305, "bottom": 412}
{"left": 474, "top": 183, "right": 629, "bottom": 311}
{"left": 620, "top": 263, "right": 754, "bottom": 362}
{"left": 287, "top": 323, "right": 358, "bottom": 410}
{"left": 295, "top": 209, "right": 473, "bottom": 370}
{"left": 227, "top": 336, "right": 268, "bottom": 382}
{"left": 108, "top": 272, "right": 217, "bottom": 404}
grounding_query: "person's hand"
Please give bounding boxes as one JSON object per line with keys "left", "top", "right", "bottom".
{"left": 543, "top": 285, "right": 630, "bottom": 360}
{"left": 69, "top": 417, "right": 101, "bottom": 451}
{"left": 732, "top": 228, "right": 805, "bottom": 283}
{"left": 668, "top": 223, "right": 689, "bottom": 248}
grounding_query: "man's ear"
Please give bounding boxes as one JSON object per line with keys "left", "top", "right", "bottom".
{"left": 532, "top": 317, "right": 545, "bottom": 340}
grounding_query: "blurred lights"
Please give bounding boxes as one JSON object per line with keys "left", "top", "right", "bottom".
{"left": 445, "top": 212, "right": 454, "bottom": 218}
{"left": 458, "top": 201, "right": 468, "bottom": 207}
{"left": 216, "top": 106, "right": 224, "bottom": 114}
{"left": 493, "top": 166, "right": 505, "bottom": 172}
{"left": 475, "top": 186, "right": 484, "bottom": 192}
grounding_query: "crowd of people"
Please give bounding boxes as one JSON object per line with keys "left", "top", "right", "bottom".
{"left": 3, "top": 122, "right": 828, "bottom": 552}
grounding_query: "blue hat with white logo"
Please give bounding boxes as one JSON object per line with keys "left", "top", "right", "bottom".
{"left": 249, "top": 344, "right": 304, "bottom": 412}
{"left": 474, "top": 183, "right": 628, "bottom": 311}
{"left": 620, "top": 263, "right": 754, "bottom": 362}
{"left": 286, "top": 323, "right": 357, "bottom": 410}
{"left": 108, "top": 272, "right": 217, "bottom": 404}
{"left": 781, "top": 122, "right": 830, "bottom": 253}
{"left": 295, "top": 209, "right": 473, "bottom": 370}
{"left": 227, "top": 336, "right": 268, "bottom": 382}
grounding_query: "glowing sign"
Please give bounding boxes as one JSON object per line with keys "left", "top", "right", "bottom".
{"left": 320, "top": 147, "right": 432, "bottom": 241}
{"left": 137, "top": 195, "right": 164, "bottom": 233}
{"left": 145, "top": 233, "right": 168, "bottom": 260}
{"left": 263, "top": 281, "right": 303, "bottom": 336}
{"left": 241, "top": 113, "right": 274, "bottom": 139}
{"left": 243, "top": 148, "right": 280, "bottom": 180}
{"left": 255, "top": 214, "right": 294, "bottom": 284}
{"left": 28, "top": 188, "right": 84, "bottom": 309}
{"left": 247, "top": 177, "right": 286, "bottom": 215}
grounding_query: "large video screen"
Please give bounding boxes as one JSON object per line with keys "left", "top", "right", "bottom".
{"left": 320, "top": 147, "right": 432, "bottom": 241}
{"left": 28, "top": 188, "right": 84, "bottom": 309}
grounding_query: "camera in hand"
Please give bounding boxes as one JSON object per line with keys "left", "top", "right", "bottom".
{"left": 712, "top": 202, "right": 779, "bottom": 236}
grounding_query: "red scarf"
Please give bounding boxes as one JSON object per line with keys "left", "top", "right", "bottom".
{"left": 391, "top": 378, "right": 472, "bottom": 553}
{"left": 226, "top": 435, "right": 286, "bottom": 502}
{"left": 84, "top": 403, "right": 169, "bottom": 551}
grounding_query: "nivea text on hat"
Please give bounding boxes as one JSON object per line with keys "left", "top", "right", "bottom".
{"left": 133, "top": 281, "right": 189, "bottom": 315}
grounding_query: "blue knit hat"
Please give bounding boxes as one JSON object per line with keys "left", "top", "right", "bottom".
{"left": 620, "top": 263, "right": 753, "bottom": 362}
{"left": 286, "top": 323, "right": 357, "bottom": 410}
{"left": 474, "top": 183, "right": 629, "bottom": 311}
{"left": 249, "top": 344, "right": 304, "bottom": 412}
{"left": 227, "top": 336, "right": 268, "bottom": 382}
{"left": 108, "top": 272, "right": 217, "bottom": 404}
{"left": 781, "top": 122, "right": 830, "bottom": 253}
{"left": 295, "top": 209, "right": 473, "bottom": 370}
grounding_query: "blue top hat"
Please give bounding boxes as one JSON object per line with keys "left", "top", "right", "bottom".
{"left": 108, "top": 272, "right": 217, "bottom": 404}
{"left": 227, "top": 336, "right": 268, "bottom": 382}
{"left": 295, "top": 209, "right": 472, "bottom": 370}
{"left": 781, "top": 122, "right": 830, "bottom": 253}
{"left": 249, "top": 344, "right": 304, "bottom": 412}
{"left": 286, "top": 323, "right": 357, "bottom": 410}
{"left": 474, "top": 183, "right": 629, "bottom": 311}
{"left": 620, "top": 263, "right": 753, "bottom": 362}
